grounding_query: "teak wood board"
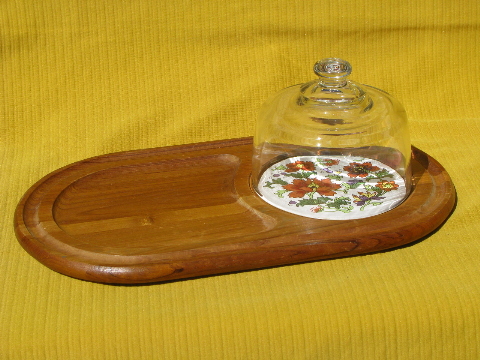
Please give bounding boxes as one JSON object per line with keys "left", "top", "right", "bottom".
{"left": 15, "top": 137, "right": 456, "bottom": 284}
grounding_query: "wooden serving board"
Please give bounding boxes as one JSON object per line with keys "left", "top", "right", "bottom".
{"left": 14, "top": 137, "right": 456, "bottom": 284}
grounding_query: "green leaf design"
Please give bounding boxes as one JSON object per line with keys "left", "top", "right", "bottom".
{"left": 366, "top": 168, "right": 393, "bottom": 181}
{"left": 274, "top": 190, "right": 289, "bottom": 198}
{"left": 296, "top": 197, "right": 329, "bottom": 207}
{"left": 326, "top": 197, "right": 351, "bottom": 209}
{"left": 370, "top": 186, "right": 386, "bottom": 196}
{"left": 349, "top": 181, "right": 364, "bottom": 189}
{"left": 264, "top": 178, "right": 288, "bottom": 188}
{"left": 337, "top": 205, "right": 354, "bottom": 213}
{"left": 326, "top": 174, "right": 342, "bottom": 181}
{"left": 375, "top": 169, "right": 393, "bottom": 178}
{"left": 285, "top": 171, "right": 316, "bottom": 179}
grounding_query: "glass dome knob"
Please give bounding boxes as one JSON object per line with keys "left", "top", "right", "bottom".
{"left": 313, "top": 58, "right": 352, "bottom": 87}
{"left": 314, "top": 58, "right": 352, "bottom": 79}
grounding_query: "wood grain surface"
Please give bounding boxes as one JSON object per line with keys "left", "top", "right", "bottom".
{"left": 14, "top": 137, "right": 456, "bottom": 284}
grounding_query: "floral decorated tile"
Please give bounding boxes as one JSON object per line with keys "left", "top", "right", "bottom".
{"left": 257, "top": 155, "right": 407, "bottom": 220}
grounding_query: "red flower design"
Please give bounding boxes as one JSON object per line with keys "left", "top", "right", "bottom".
{"left": 283, "top": 178, "right": 341, "bottom": 198}
{"left": 343, "top": 162, "right": 380, "bottom": 178}
{"left": 376, "top": 180, "right": 399, "bottom": 191}
{"left": 285, "top": 161, "right": 316, "bottom": 173}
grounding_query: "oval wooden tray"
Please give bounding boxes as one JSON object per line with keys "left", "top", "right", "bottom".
{"left": 14, "top": 137, "right": 456, "bottom": 284}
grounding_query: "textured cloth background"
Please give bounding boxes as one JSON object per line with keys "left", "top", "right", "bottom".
{"left": 1, "top": 1, "right": 480, "bottom": 359}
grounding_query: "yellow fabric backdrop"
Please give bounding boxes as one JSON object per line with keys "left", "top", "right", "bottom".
{"left": 1, "top": 1, "right": 480, "bottom": 358}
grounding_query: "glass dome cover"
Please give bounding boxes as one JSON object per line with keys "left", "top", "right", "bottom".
{"left": 252, "top": 58, "right": 411, "bottom": 220}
